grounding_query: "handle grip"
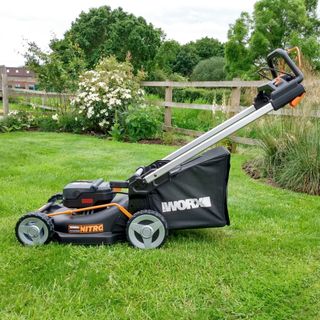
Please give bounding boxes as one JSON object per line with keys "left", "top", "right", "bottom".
{"left": 267, "top": 48, "right": 304, "bottom": 83}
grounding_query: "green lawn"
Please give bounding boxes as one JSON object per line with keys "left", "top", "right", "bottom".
{"left": 0, "top": 132, "right": 319, "bottom": 320}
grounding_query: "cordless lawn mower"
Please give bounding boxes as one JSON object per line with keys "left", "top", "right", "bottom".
{"left": 15, "top": 48, "right": 306, "bottom": 249}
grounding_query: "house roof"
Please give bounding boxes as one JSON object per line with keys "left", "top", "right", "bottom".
{"left": 6, "top": 67, "right": 35, "bottom": 78}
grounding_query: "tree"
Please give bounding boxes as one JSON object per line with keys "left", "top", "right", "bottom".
{"left": 191, "top": 57, "right": 226, "bottom": 81}
{"left": 172, "top": 45, "right": 200, "bottom": 76}
{"left": 65, "top": 6, "right": 164, "bottom": 71}
{"left": 225, "top": 12, "right": 253, "bottom": 79}
{"left": 153, "top": 40, "right": 181, "bottom": 74}
{"left": 225, "top": 0, "right": 320, "bottom": 79}
{"left": 24, "top": 39, "right": 86, "bottom": 92}
{"left": 24, "top": 6, "right": 164, "bottom": 91}
{"left": 188, "top": 37, "right": 224, "bottom": 60}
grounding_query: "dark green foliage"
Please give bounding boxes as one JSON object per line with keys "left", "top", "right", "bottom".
{"left": 174, "top": 88, "right": 231, "bottom": 105}
{"left": 37, "top": 117, "right": 59, "bottom": 132}
{"left": 24, "top": 6, "right": 163, "bottom": 91}
{"left": 191, "top": 57, "right": 226, "bottom": 81}
{"left": 153, "top": 37, "right": 224, "bottom": 78}
{"left": 66, "top": 6, "right": 163, "bottom": 71}
{"left": 188, "top": 37, "right": 224, "bottom": 60}
{"left": 153, "top": 40, "right": 181, "bottom": 74}
{"left": 172, "top": 46, "right": 200, "bottom": 76}
{"left": 124, "top": 106, "right": 163, "bottom": 141}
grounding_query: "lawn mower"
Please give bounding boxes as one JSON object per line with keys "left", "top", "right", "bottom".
{"left": 15, "top": 48, "right": 305, "bottom": 249}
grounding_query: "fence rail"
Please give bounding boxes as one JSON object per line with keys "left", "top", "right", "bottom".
{"left": 1, "top": 72, "right": 319, "bottom": 145}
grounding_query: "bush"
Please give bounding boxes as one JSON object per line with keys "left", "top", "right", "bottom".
{"left": 72, "top": 56, "right": 145, "bottom": 134}
{"left": 174, "top": 88, "right": 231, "bottom": 105}
{"left": 191, "top": 57, "right": 226, "bottom": 81}
{"left": 172, "top": 108, "right": 226, "bottom": 132}
{"left": 0, "top": 111, "right": 36, "bottom": 132}
{"left": 124, "top": 105, "right": 162, "bottom": 141}
{"left": 256, "top": 118, "right": 320, "bottom": 195}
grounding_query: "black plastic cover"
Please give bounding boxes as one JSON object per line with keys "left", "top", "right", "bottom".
{"left": 147, "top": 147, "right": 231, "bottom": 230}
{"left": 63, "top": 179, "right": 114, "bottom": 208}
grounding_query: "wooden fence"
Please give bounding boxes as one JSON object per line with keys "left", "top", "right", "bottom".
{"left": 1, "top": 71, "right": 320, "bottom": 144}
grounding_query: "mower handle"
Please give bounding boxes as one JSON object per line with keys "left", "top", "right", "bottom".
{"left": 267, "top": 48, "right": 304, "bottom": 83}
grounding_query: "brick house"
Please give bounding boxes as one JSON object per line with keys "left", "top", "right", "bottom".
{"left": 5, "top": 67, "right": 37, "bottom": 90}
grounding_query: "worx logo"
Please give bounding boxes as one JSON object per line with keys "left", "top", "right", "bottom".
{"left": 161, "top": 196, "right": 212, "bottom": 213}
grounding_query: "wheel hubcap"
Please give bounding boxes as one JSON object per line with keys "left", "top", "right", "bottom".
{"left": 128, "top": 214, "right": 166, "bottom": 249}
{"left": 28, "top": 225, "right": 41, "bottom": 238}
{"left": 18, "top": 217, "right": 49, "bottom": 245}
{"left": 141, "top": 226, "right": 153, "bottom": 238}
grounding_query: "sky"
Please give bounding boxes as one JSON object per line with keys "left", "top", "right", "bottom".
{"left": 0, "top": 0, "right": 293, "bottom": 66}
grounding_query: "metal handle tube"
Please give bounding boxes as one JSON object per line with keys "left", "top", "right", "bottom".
{"left": 144, "top": 103, "right": 274, "bottom": 183}
{"left": 164, "top": 105, "right": 256, "bottom": 161}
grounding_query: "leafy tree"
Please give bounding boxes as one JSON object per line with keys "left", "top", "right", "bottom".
{"left": 188, "top": 37, "right": 224, "bottom": 59}
{"left": 225, "top": 12, "right": 253, "bottom": 79}
{"left": 65, "top": 6, "right": 163, "bottom": 71}
{"left": 24, "top": 39, "right": 86, "bottom": 92}
{"left": 191, "top": 57, "right": 226, "bottom": 81}
{"left": 172, "top": 45, "right": 200, "bottom": 76}
{"left": 154, "top": 40, "right": 181, "bottom": 74}
{"left": 225, "top": 0, "right": 320, "bottom": 79}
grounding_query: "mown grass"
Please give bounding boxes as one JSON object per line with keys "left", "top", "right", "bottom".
{"left": 0, "top": 132, "right": 319, "bottom": 320}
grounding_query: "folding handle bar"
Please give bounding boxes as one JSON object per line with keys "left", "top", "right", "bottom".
{"left": 90, "top": 178, "right": 104, "bottom": 191}
{"left": 267, "top": 48, "right": 304, "bottom": 83}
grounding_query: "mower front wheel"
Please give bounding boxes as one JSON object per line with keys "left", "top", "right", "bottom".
{"left": 16, "top": 212, "right": 54, "bottom": 246}
{"left": 126, "top": 210, "right": 168, "bottom": 249}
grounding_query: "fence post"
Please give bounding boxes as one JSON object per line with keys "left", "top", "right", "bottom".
{"left": 229, "top": 79, "right": 241, "bottom": 152}
{"left": 164, "top": 84, "right": 173, "bottom": 128}
{"left": 230, "top": 79, "right": 241, "bottom": 113}
{"left": 1, "top": 66, "right": 9, "bottom": 116}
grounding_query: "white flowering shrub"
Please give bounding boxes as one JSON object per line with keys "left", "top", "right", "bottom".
{"left": 72, "top": 56, "right": 145, "bottom": 133}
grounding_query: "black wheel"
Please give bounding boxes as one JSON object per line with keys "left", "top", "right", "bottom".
{"left": 15, "top": 212, "right": 54, "bottom": 246}
{"left": 126, "top": 210, "right": 168, "bottom": 249}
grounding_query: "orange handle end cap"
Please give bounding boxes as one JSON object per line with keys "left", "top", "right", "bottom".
{"left": 290, "top": 93, "right": 305, "bottom": 108}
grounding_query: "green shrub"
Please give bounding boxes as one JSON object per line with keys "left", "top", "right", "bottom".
{"left": 37, "top": 116, "right": 59, "bottom": 132}
{"left": 256, "top": 118, "right": 320, "bottom": 195}
{"left": 124, "top": 105, "right": 162, "bottom": 141}
{"left": 172, "top": 108, "right": 227, "bottom": 132}
{"left": 0, "top": 111, "right": 36, "bottom": 132}
{"left": 191, "top": 57, "right": 226, "bottom": 81}
{"left": 174, "top": 88, "right": 231, "bottom": 105}
{"left": 57, "top": 113, "right": 82, "bottom": 133}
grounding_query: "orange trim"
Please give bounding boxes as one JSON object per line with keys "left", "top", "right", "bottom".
{"left": 47, "top": 202, "right": 132, "bottom": 219}
{"left": 112, "top": 188, "right": 122, "bottom": 193}
{"left": 290, "top": 93, "right": 305, "bottom": 108}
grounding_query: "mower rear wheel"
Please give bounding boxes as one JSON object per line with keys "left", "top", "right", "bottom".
{"left": 126, "top": 210, "right": 168, "bottom": 249}
{"left": 16, "top": 212, "right": 54, "bottom": 246}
